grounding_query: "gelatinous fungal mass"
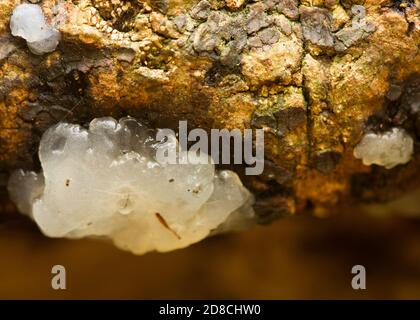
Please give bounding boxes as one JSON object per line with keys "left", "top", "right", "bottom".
{"left": 8, "top": 117, "right": 254, "bottom": 254}
{"left": 10, "top": 3, "right": 60, "bottom": 55}
{"left": 353, "top": 128, "right": 414, "bottom": 169}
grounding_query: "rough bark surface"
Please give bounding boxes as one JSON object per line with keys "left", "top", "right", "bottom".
{"left": 0, "top": 0, "right": 419, "bottom": 221}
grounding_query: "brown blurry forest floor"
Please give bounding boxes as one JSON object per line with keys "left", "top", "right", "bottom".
{"left": 1, "top": 205, "right": 420, "bottom": 299}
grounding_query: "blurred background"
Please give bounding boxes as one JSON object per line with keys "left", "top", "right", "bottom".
{"left": 1, "top": 193, "right": 420, "bottom": 300}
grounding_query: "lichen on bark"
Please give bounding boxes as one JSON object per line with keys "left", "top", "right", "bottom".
{"left": 0, "top": 0, "right": 419, "bottom": 223}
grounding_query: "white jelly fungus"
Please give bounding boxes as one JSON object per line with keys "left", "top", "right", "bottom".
{"left": 8, "top": 117, "right": 255, "bottom": 255}
{"left": 353, "top": 127, "right": 414, "bottom": 169}
{"left": 10, "top": 4, "right": 60, "bottom": 55}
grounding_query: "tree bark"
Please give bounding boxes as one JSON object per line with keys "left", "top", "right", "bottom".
{"left": 0, "top": 0, "right": 419, "bottom": 221}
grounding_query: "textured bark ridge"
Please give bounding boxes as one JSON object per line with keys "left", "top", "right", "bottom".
{"left": 0, "top": 0, "right": 419, "bottom": 222}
